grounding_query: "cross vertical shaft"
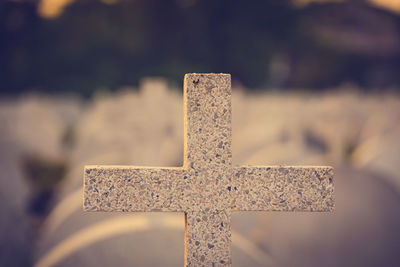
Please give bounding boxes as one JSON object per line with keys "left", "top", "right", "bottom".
{"left": 183, "top": 74, "right": 233, "bottom": 266}
{"left": 185, "top": 210, "right": 232, "bottom": 266}
{"left": 184, "top": 73, "right": 232, "bottom": 168}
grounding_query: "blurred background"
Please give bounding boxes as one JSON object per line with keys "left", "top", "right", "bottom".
{"left": 1, "top": 0, "right": 400, "bottom": 266}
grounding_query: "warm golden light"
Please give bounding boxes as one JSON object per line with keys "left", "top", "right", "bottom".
{"left": 37, "top": 0, "right": 400, "bottom": 19}
{"left": 38, "top": 0, "right": 75, "bottom": 19}
{"left": 369, "top": 0, "right": 400, "bottom": 13}
{"left": 292, "top": 0, "right": 400, "bottom": 14}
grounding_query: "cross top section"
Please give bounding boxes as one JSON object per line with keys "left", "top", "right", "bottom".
{"left": 84, "top": 73, "right": 334, "bottom": 266}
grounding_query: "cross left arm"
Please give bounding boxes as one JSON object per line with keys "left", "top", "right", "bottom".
{"left": 84, "top": 166, "right": 186, "bottom": 212}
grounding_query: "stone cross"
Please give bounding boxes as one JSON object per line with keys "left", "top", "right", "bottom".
{"left": 84, "top": 73, "right": 334, "bottom": 266}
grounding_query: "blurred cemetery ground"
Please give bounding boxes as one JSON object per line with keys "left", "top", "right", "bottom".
{"left": 1, "top": 0, "right": 400, "bottom": 266}
{"left": 1, "top": 80, "right": 399, "bottom": 267}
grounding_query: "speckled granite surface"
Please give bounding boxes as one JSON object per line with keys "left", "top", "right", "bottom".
{"left": 84, "top": 73, "right": 334, "bottom": 266}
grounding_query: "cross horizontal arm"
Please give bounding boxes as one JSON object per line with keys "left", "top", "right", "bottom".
{"left": 232, "top": 166, "right": 334, "bottom": 212}
{"left": 84, "top": 166, "right": 186, "bottom": 212}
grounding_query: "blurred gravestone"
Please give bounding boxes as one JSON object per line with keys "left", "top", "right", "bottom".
{"left": 36, "top": 79, "right": 186, "bottom": 267}
{"left": 235, "top": 167, "right": 400, "bottom": 267}
{"left": 34, "top": 84, "right": 400, "bottom": 267}
{"left": 0, "top": 96, "right": 81, "bottom": 266}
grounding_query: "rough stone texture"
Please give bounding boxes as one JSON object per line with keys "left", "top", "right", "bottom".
{"left": 233, "top": 166, "right": 334, "bottom": 211}
{"left": 84, "top": 73, "right": 334, "bottom": 266}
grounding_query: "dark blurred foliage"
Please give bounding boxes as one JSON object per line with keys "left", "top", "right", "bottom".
{"left": 1, "top": 0, "right": 400, "bottom": 96}
{"left": 22, "top": 154, "right": 67, "bottom": 216}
